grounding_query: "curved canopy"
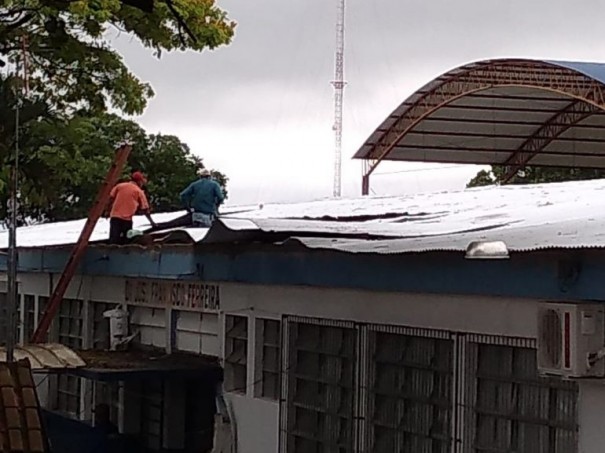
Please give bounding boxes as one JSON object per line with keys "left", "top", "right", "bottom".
{"left": 356, "top": 58, "right": 605, "bottom": 187}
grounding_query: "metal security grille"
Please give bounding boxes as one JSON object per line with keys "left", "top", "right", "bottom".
{"left": 257, "top": 319, "right": 281, "bottom": 400}
{"left": 224, "top": 315, "right": 248, "bottom": 393}
{"left": 56, "top": 374, "right": 81, "bottom": 417}
{"left": 57, "top": 298, "right": 83, "bottom": 349}
{"left": 282, "top": 317, "right": 357, "bottom": 453}
{"left": 464, "top": 338, "right": 578, "bottom": 453}
{"left": 367, "top": 326, "right": 453, "bottom": 453}
{"left": 279, "top": 318, "right": 579, "bottom": 453}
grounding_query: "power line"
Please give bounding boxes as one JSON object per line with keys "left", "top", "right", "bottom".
{"left": 374, "top": 164, "right": 478, "bottom": 176}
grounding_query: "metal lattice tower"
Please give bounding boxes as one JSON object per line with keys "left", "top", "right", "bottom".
{"left": 331, "top": 0, "right": 346, "bottom": 198}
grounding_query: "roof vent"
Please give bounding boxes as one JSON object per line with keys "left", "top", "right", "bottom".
{"left": 465, "top": 241, "right": 509, "bottom": 260}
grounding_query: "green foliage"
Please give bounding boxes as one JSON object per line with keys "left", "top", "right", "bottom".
{"left": 0, "top": 112, "right": 228, "bottom": 222}
{"left": 0, "top": 0, "right": 235, "bottom": 115}
{"left": 466, "top": 165, "right": 605, "bottom": 188}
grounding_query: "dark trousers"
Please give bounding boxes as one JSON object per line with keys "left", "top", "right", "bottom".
{"left": 109, "top": 218, "right": 133, "bottom": 245}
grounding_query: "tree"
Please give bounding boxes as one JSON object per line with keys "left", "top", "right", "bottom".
{"left": 0, "top": 1, "right": 233, "bottom": 222}
{"left": 466, "top": 165, "right": 605, "bottom": 188}
{"left": 0, "top": 0, "right": 235, "bottom": 115}
{"left": 0, "top": 112, "right": 228, "bottom": 222}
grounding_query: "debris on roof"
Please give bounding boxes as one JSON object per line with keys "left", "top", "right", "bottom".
{"left": 3, "top": 178, "right": 605, "bottom": 254}
{"left": 71, "top": 349, "right": 222, "bottom": 381}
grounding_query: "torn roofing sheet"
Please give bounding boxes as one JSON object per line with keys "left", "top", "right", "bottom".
{"left": 2, "top": 178, "right": 605, "bottom": 253}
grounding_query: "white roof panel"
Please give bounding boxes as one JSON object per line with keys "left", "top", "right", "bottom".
{"left": 4, "top": 178, "right": 605, "bottom": 255}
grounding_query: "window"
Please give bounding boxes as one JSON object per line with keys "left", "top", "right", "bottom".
{"left": 256, "top": 319, "right": 281, "bottom": 400}
{"left": 93, "top": 381, "right": 119, "bottom": 425}
{"left": 279, "top": 318, "right": 579, "bottom": 453}
{"left": 283, "top": 320, "right": 356, "bottom": 453}
{"left": 56, "top": 374, "right": 81, "bottom": 418}
{"left": 21, "top": 295, "right": 35, "bottom": 343}
{"left": 469, "top": 343, "right": 578, "bottom": 453}
{"left": 368, "top": 329, "right": 453, "bottom": 453}
{"left": 57, "top": 299, "right": 83, "bottom": 349}
{"left": 224, "top": 315, "right": 248, "bottom": 393}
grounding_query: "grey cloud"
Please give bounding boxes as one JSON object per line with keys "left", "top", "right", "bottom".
{"left": 110, "top": 0, "right": 605, "bottom": 203}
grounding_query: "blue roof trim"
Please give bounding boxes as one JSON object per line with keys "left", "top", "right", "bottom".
{"left": 546, "top": 60, "right": 605, "bottom": 85}
{"left": 7, "top": 245, "right": 605, "bottom": 301}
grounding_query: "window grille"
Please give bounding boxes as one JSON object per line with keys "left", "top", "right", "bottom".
{"left": 21, "top": 295, "right": 35, "bottom": 343}
{"left": 224, "top": 315, "right": 248, "bottom": 393}
{"left": 56, "top": 374, "right": 81, "bottom": 418}
{"left": 465, "top": 341, "right": 578, "bottom": 453}
{"left": 256, "top": 319, "right": 281, "bottom": 400}
{"left": 278, "top": 319, "right": 579, "bottom": 453}
{"left": 282, "top": 318, "right": 357, "bottom": 453}
{"left": 93, "top": 381, "right": 119, "bottom": 424}
{"left": 57, "top": 298, "right": 83, "bottom": 349}
{"left": 367, "top": 328, "right": 453, "bottom": 453}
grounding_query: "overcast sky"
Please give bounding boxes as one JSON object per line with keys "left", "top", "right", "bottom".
{"left": 109, "top": 0, "right": 605, "bottom": 205}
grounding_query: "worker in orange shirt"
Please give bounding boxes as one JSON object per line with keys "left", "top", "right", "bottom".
{"left": 107, "top": 171, "right": 157, "bottom": 244}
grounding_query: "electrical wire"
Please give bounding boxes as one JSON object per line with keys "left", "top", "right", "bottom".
{"left": 374, "top": 164, "right": 476, "bottom": 176}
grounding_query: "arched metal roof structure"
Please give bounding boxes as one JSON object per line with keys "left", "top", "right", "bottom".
{"left": 356, "top": 58, "right": 605, "bottom": 194}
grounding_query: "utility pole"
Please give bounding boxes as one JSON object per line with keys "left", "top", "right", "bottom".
{"left": 6, "top": 35, "right": 29, "bottom": 361}
{"left": 331, "top": 0, "right": 346, "bottom": 198}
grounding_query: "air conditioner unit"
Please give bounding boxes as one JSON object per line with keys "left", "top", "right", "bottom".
{"left": 537, "top": 302, "right": 605, "bottom": 378}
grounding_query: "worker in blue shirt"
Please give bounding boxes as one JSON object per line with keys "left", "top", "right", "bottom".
{"left": 180, "top": 168, "right": 225, "bottom": 227}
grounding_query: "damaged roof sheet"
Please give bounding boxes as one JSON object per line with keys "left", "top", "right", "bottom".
{"left": 3, "top": 178, "right": 605, "bottom": 254}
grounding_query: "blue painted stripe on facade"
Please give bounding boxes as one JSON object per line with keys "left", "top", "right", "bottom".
{"left": 3, "top": 246, "right": 605, "bottom": 301}
{"left": 195, "top": 249, "right": 580, "bottom": 299}
{"left": 3, "top": 247, "right": 199, "bottom": 280}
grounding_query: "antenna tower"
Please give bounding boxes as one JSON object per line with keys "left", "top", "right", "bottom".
{"left": 331, "top": 0, "right": 346, "bottom": 197}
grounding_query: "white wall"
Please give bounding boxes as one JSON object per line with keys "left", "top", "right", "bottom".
{"left": 229, "top": 394, "right": 279, "bottom": 453}
{"left": 220, "top": 283, "right": 537, "bottom": 339}
{"left": 579, "top": 381, "right": 605, "bottom": 453}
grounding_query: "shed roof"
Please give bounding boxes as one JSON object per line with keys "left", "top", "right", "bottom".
{"left": 355, "top": 59, "right": 605, "bottom": 183}
{"left": 4, "top": 178, "right": 605, "bottom": 256}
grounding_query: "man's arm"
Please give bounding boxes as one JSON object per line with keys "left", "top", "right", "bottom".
{"left": 138, "top": 190, "right": 157, "bottom": 228}
{"left": 214, "top": 182, "right": 225, "bottom": 206}
{"left": 180, "top": 184, "right": 195, "bottom": 211}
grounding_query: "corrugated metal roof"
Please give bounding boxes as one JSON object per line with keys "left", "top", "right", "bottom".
{"left": 354, "top": 58, "right": 605, "bottom": 171}
{"left": 548, "top": 60, "right": 605, "bottom": 84}
{"left": 0, "top": 344, "right": 85, "bottom": 371}
{"left": 4, "top": 178, "right": 605, "bottom": 255}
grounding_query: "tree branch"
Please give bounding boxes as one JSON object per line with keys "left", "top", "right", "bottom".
{"left": 164, "top": 0, "right": 197, "bottom": 45}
